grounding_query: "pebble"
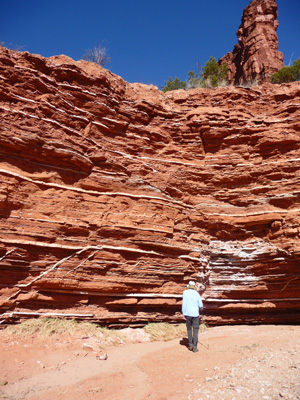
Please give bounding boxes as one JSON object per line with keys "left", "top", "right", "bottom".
{"left": 82, "top": 343, "right": 94, "bottom": 352}
{"left": 96, "top": 352, "right": 108, "bottom": 360}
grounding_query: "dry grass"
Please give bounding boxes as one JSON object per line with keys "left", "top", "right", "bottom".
{"left": 144, "top": 322, "right": 187, "bottom": 341}
{"left": 144, "top": 321, "right": 207, "bottom": 342}
{"left": 236, "top": 79, "right": 259, "bottom": 88}
{"left": 4, "top": 318, "right": 99, "bottom": 338}
{"left": 4, "top": 318, "right": 207, "bottom": 343}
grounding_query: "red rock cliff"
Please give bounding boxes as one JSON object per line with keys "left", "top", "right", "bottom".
{"left": 0, "top": 47, "right": 299, "bottom": 327}
{"left": 220, "top": 0, "right": 284, "bottom": 85}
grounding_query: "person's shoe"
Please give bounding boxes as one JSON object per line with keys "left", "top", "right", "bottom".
{"left": 188, "top": 345, "right": 193, "bottom": 351}
{"left": 193, "top": 347, "right": 199, "bottom": 353}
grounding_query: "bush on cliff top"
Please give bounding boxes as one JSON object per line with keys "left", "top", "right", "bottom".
{"left": 162, "top": 56, "right": 228, "bottom": 92}
{"left": 201, "top": 56, "right": 228, "bottom": 88}
{"left": 83, "top": 43, "right": 111, "bottom": 67}
{"left": 162, "top": 76, "right": 186, "bottom": 92}
{"left": 271, "top": 58, "right": 300, "bottom": 84}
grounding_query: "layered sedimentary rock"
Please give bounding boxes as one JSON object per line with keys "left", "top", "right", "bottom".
{"left": 220, "top": 0, "right": 284, "bottom": 85}
{"left": 0, "top": 47, "right": 299, "bottom": 327}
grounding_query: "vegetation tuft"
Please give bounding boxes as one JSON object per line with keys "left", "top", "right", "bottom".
{"left": 144, "top": 322, "right": 187, "bottom": 341}
{"left": 144, "top": 322, "right": 206, "bottom": 341}
{"left": 83, "top": 43, "right": 111, "bottom": 67}
{"left": 5, "top": 318, "right": 99, "bottom": 338}
{"left": 162, "top": 57, "right": 228, "bottom": 92}
{"left": 162, "top": 77, "right": 186, "bottom": 93}
{"left": 271, "top": 58, "right": 300, "bottom": 84}
{"left": 3, "top": 318, "right": 203, "bottom": 343}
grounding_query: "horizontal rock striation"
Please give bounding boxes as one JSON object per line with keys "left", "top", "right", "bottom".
{"left": 220, "top": 0, "right": 284, "bottom": 85}
{"left": 0, "top": 47, "right": 300, "bottom": 326}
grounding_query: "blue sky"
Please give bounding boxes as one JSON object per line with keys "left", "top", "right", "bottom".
{"left": 1, "top": 0, "right": 299, "bottom": 88}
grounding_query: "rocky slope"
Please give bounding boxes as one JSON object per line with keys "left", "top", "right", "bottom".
{"left": 0, "top": 46, "right": 299, "bottom": 327}
{"left": 220, "top": 0, "right": 284, "bottom": 84}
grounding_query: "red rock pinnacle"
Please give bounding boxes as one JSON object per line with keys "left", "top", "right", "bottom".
{"left": 220, "top": 0, "right": 284, "bottom": 85}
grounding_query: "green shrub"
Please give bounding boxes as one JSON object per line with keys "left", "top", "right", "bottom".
{"left": 186, "top": 70, "right": 202, "bottom": 89}
{"left": 162, "top": 76, "right": 186, "bottom": 92}
{"left": 202, "top": 56, "right": 228, "bottom": 87}
{"left": 163, "top": 57, "right": 228, "bottom": 92}
{"left": 271, "top": 58, "right": 300, "bottom": 83}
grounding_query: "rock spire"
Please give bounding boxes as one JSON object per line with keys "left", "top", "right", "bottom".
{"left": 220, "top": 0, "right": 284, "bottom": 85}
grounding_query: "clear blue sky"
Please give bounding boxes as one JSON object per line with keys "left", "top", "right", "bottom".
{"left": 1, "top": 0, "right": 299, "bottom": 87}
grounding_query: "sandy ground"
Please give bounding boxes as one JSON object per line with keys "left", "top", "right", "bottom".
{"left": 0, "top": 324, "right": 299, "bottom": 400}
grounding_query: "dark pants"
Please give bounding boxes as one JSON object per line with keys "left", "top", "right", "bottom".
{"left": 186, "top": 316, "right": 199, "bottom": 348}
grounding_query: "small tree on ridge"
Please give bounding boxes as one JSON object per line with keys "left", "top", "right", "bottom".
{"left": 271, "top": 58, "right": 300, "bottom": 84}
{"left": 162, "top": 77, "right": 186, "bottom": 92}
{"left": 83, "top": 43, "right": 111, "bottom": 67}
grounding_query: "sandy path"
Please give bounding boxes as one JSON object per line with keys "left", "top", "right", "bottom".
{"left": 1, "top": 325, "right": 299, "bottom": 400}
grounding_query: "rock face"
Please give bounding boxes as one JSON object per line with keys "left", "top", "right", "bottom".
{"left": 220, "top": 0, "right": 284, "bottom": 85}
{"left": 0, "top": 46, "right": 299, "bottom": 327}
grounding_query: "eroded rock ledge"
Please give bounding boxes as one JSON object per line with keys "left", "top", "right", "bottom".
{"left": 0, "top": 47, "right": 299, "bottom": 326}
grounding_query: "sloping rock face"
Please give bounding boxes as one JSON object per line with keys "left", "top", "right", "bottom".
{"left": 0, "top": 47, "right": 299, "bottom": 327}
{"left": 220, "top": 0, "right": 284, "bottom": 85}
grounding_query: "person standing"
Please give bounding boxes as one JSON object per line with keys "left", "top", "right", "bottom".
{"left": 182, "top": 280, "right": 203, "bottom": 352}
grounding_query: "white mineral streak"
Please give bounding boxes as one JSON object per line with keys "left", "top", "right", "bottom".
{"left": 0, "top": 168, "right": 191, "bottom": 207}
{"left": 27, "top": 289, "right": 183, "bottom": 299}
{"left": 1, "top": 238, "right": 161, "bottom": 255}
{"left": 91, "top": 120, "right": 111, "bottom": 130}
{"left": 116, "top": 150, "right": 300, "bottom": 171}
{"left": 41, "top": 101, "right": 90, "bottom": 122}
{"left": 16, "top": 249, "right": 90, "bottom": 288}
{"left": 0, "top": 106, "right": 83, "bottom": 137}
{"left": 94, "top": 101, "right": 116, "bottom": 113}
{"left": 204, "top": 297, "right": 300, "bottom": 302}
{"left": 206, "top": 240, "right": 286, "bottom": 298}
{"left": 203, "top": 208, "right": 297, "bottom": 217}
{"left": 11, "top": 94, "right": 36, "bottom": 103}
{"left": 20, "top": 288, "right": 299, "bottom": 302}
{"left": 0, "top": 248, "right": 16, "bottom": 262}
{"left": 179, "top": 255, "right": 202, "bottom": 262}
{"left": 57, "top": 82, "right": 97, "bottom": 96}
{"left": 57, "top": 89, "right": 74, "bottom": 98}
{"left": 14, "top": 65, "right": 41, "bottom": 74}
{"left": 61, "top": 98, "right": 93, "bottom": 115}
{"left": 209, "top": 240, "right": 280, "bottom": 261}
{"left": 1, "top": 311, "right": 94, "bottom": 319}
{"left": 43, "top": 146, "right": 92, "bottom": 164}
{"left": 102, "top": 116, "right": 126, "bottom": 126}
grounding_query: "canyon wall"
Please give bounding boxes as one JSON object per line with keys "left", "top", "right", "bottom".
{"left": 220, "top": 0, "right": 284, "bottom": 85}
{"left": 0, "top": 47, "right": 299, "bottom": 327}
